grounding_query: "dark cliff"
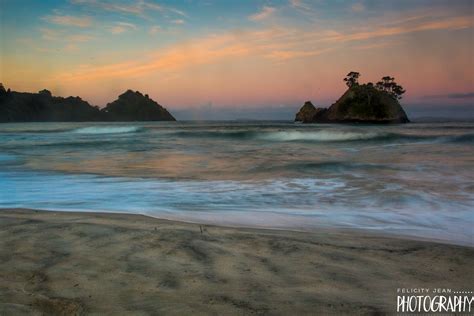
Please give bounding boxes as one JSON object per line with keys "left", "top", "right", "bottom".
{"left": 0, "top": 85, "right": 176, "bottom": 122}
{"left": 0, "top": 87, "right": 102, "bottom": 122}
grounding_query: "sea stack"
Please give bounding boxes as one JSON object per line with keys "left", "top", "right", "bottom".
{"left": 294, "top": 101, "right": 327, "bottom": 123}
{"left": 295, "top": 74, "right": 410, "bottom": 124}
{"left": 103, "top": 90, "right": 176, "bottom": 121}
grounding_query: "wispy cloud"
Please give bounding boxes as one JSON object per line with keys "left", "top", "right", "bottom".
{"left": 265, "top": 48, "right": 330, "bottom": 61}
{"left": 52, "top": 7, "right": 474, "bottom": 82}
{"left": 168, "top": 7, "right": 187, "bottom": 17}
{"left": 42, "top": 14, "right": 92, "bottom": 27}
{"left": 39, "top": 27, "right": 95, "bottom": 43}
{"left": 323, "top": 16, "right": 473, "bottom": 43}
{"left": 71, "top": 0, "right": 157, "bottom": 15}
{"left": 55, "top": 33, "right": 253, "bottom": 82}
{"left": 249, "top": 6, "right": 276, "bottom": 21}
{"left": 109, "top": 22, "right": 138, "bottom": 34}
{"left": 171, "top": 19, "right": 185, "bottom": 25}
{"left": 40, "top": 28, "right": 62, "bottom": 41}
{"left": 70, "top": 0, "right": 186, "bottom": 19}
{"left": 289, "top": 0, "right": 312, "bottom": 11}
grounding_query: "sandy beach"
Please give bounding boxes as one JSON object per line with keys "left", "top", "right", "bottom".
{"left": 0, "top": 208, "right": 473, "bottom": 315}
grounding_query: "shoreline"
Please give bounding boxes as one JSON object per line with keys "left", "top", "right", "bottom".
{"left": 1, "top": 208, "right": 473, "bottom": 314}
{"left": 2, "top": 207, "right": 472, "bottom": 248}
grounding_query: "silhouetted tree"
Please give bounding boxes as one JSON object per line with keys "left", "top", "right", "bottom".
{"left": 376, "top": 76, "right": 405, "bottom": 99}
{"left": 344, "top": 71, "right": 360, "bottom": 88}
{"left": 391, "top": 84, "right": 406, "bottom": 100}
{"left": 376, "top": 76, "right": 393, "bottom": 92}
{"left": 39, "top": 89, "right": 52, "bottom": 97}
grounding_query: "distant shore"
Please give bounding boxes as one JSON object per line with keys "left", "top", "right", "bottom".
{"left": 1, "top": 208, "right": 473, "bottom": 315}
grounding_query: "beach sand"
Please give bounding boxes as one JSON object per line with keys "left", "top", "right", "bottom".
{"left": 0, "top": 209, "right": 473, "bottom": 315}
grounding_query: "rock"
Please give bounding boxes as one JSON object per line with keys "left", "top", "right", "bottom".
{"left": 103, "top": 90, "right": 175, "bottom": 121}
{"left": 295, "top": 101, "right": 327, "bottom": 123}
{"left": 295, "top": 84, "right": 409, "bottom": 124}
{"left": 0, "top": 87, "right": 102, "bottom": 122}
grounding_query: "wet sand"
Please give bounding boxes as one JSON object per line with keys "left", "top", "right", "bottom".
{"left": 0, "top": 208, "right": 473, "bottom": 315}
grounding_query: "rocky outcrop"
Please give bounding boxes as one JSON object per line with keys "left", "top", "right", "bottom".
{"left": 0, "top": 88, "right": 102, "bottom": 122}
{"left": 295, "top": 101, "right": 327, "bottom": 123}
{"left": 0, "top": 86, "right": 176, "bottom": 122}
{"left": 103, "top": 90, "right": 175, "bottom": 121}
{"left": 295, "top": 85, "right": 410, "bottom": 124}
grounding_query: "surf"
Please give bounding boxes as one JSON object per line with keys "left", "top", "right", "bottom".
{"left": 258, "top": 130, "right": 386, "bottom": 142}
{"left": 71, "top": 126, "right": 142, "bottom": 134}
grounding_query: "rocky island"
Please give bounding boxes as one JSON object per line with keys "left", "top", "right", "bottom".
{"left": 296, "top": 72, "right": 409, "bottom": 123}
{"left": 0, "top": 84, "right": 176, "bottom": 122}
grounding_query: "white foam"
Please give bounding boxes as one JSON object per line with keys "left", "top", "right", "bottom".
{"left": 71, "top": 126, "right": 140, "bottom": 134}
{"left": 259, "top": 131, "right": 383, "bottom": 142}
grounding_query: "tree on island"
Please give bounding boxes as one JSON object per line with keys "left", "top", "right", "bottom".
{"left": 342, "top": 73, "right": 406, "bottom": 100}
{"left": 343, "top": 71, "right": 360, "bottom": 88}
{"left": 376, "top": 76, "right": 406, "bottom": 100}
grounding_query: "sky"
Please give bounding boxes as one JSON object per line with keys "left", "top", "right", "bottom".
{"left": 0, "top": 0, "right": 473, "bottom": 119}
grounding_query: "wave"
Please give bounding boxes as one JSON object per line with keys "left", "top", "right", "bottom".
{"left": 170, "top": 129, "right": 474, "bottom": 144}
{"left": 258, "top": 131, "right": 386, "bottom": 142}
{"left": 172, "top": 130, "right": 385, "bottom": 141}
{"left": 172, "top": 130, "right": 420, "bottom": 142}
{"left": 71, "top": 126, "right": 142, "bottom": 134}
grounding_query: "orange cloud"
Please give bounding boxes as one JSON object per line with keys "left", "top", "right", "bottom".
{"left": 51, "top": 12, "right": 474, "bottom": 85}
{"left": 54, "top": 33, "right": 254, "bottom": 82}
{"left": 5, "top": 5, "right": 469, "bottom": 108}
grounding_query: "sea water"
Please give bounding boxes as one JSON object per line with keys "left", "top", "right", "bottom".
{"left": 0, "top": 121, "right": 473, "bottom": 245}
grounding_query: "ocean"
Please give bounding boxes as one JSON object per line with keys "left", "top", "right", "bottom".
{"left": 0, "top": 121, "right": 473, "bottom": 246}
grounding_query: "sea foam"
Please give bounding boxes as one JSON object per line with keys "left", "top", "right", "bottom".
{"left": 71, "top": 126, "right": 141, "bottom": 134}
{"left": 259, "top": 131, "right": 384, "bottom": 142}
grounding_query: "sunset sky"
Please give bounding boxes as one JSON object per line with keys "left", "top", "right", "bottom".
{"left": 1, "top": 0, "right": 473, "bottom": 119}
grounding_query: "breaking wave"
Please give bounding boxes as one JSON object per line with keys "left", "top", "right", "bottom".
{"left": 71, "top": 126, "right": 142, "bottom": 134}
{"left": 258, "top": 131, "right": 386, "bottom": 142}
{"left": 170, "top": 129, "right": 474, "bottom": 144}
{"left": 172, "top": 130, "right": 419, "bottom": 142}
